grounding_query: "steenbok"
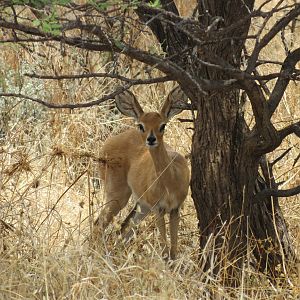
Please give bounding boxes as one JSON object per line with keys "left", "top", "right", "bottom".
{"left": 93, "top": 87, "right": 190, "bottom": 259}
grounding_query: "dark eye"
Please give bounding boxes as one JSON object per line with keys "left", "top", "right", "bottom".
{"left": 159, "top": 124, "right": 166, "bottom": 132}
{"left": 137, "top": 124, "right": 145, "bottom": 132}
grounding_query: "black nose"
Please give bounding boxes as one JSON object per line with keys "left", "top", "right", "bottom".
{"left": 147, "top": 135, "right": 156, "bottom": 145}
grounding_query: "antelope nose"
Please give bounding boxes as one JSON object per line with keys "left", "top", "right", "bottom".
{"left": 147, "top": 135, "right": 157, "bottom": 145}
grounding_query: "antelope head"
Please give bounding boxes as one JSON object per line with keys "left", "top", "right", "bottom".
{"left": 115, "top": 86, "right": 188, "bottom": 148}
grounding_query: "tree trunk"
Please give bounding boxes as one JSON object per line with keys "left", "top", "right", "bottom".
{"left": 189, "top": 2, "right": 255, "bottom": 281}
{"left": 191, "top": 90, "right": 253, "bottom": 281}
{"left": 189, "top": 1, "right": 295, "bottom": 283}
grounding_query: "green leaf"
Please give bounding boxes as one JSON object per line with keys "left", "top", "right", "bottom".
{"left": 41, "top": 22, "right": 51, "bottom": 32}
{"left": 32, "top": 19, "right": 41, "bottom": 27}
{"left": 149, "top": 0, "right": 161, "bottom": 8}
{"left": 50, "top": 23, "right": 62, "bottom": 30}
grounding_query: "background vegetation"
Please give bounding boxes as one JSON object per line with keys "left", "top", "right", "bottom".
{"left": 0, "top": 0, "right": 299, "bottom": 298}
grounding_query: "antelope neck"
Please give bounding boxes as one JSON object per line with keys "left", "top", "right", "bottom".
{"left": 148, "top": 142, "right": 173, "bottom": 181}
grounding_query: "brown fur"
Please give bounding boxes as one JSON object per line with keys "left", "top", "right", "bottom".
{"left": 93, "top": 87, "right": 190, "bottom": 259}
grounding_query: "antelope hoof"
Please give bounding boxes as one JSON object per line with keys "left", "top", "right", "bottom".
{"left": 170, "top": 250, "right": 177, "bottom": 260}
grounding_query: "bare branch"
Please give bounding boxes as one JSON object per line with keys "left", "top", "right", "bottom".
{"left": 254, "top": 59, "right": 285, "bottom": 66}
{"left": 268, "top": 48, "right": 300, "bottom": 116}
{"left": 177, "top": 118, "right": 194, "bottom": 123}
{"left": 252, "top": 69, "right": 271, "bottom": 96}
{"left": 136, "top": 1, "right": 192, "bottom": 56}
{"left": 246, "top": 4, "right": 300, "bottom": 73}
{"left": 24, "top": 72, "right": 173, "bottom": 84}
{"left": 192, "top": 53, "right": 299, "bottom": 83}
{"left": 0, "top": 18, "right": 114, "bottom": 51}
{"left": 0, "top": 89, "right": 193, "bottom": 110}
{"left": 239, "top": 80, "right": 285, "bottom": 155}
{"left": 271, "top": 148, "right": 292, "bottom": 166}
{"left": 219, "top": 2, "right": 293, "bottom": 36}
{"left": 0, "top": 37, "right": 54, "bottom": 43}
{"left": 0, "top": 86, "right": 131, "bottom": 109}
{"left": 238, "top": 80, "right": 268, "bottom": 127}
{"left": 255, "top": 184, "right": 300, "bottom": 199}
{"left": 0, "top": 19, "right": 240, "bottom": 94}
{"left": 0, "top": 18, "right": 196, "bottom": 89}
{"left": 278, "top": 121, "right": 300, "bottom": 141}
{"left": 294, "top": 152, "right": 300, "bottom": 167}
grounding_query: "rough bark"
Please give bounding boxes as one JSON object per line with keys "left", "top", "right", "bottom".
{"left": 188, "top": 1, "right": 253, "bottom": 282}
{"left": 190, "top": 1, "right": 296, "bottom": 281}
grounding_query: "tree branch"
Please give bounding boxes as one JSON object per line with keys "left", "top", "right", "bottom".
{"left": 278, "top": 121, "right": 300, "bottom": 141}
{"left": 239, "top": 80, "right": 282, "bottom": 154}
{"left": 268, "top": 48, "right": 300, "bottom": 116}
{"left": 246, "top": 4, "right": 300, "bottom": 73}
{"left": 0, "top": 18, "right": 203, "bottom": 92}
{"left": 271, "top": 148, "right": 292, "bottom": 167}
{"left": 3, "top": 22, "right": 269, "bottom": 94}
{"left": 0, "top": 37, "right": 54, "bottom": 43}
{"left": 220, "top": 3, "right": 298, "bottom": 36}
{"left": 134, "top": 0, "right": 203, "bottom": 99}
{"left": 255, "top": 184, "right": 300, "bottom": 199}
{"left": 193, "top": 56, "right": 300, "bottom": 81}
{"left": 0, "top": 18, "right": 240, "bottom": 94}
{"left": 24, "top": 72, "right": 173, "bottom": 83}
{"left": 136, "top": 1, "right": 191, "bottom": 56}
{"left": 238, "top": 80, "right": 268, "bottom": 127}
{"left": 0, "top": 88, "right": 193, "bottom": 110}
{"left": 0, "top": 86, "right": 131, "bottom": 109}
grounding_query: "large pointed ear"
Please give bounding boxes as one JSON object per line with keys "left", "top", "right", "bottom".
{"left": 115, "top": 89, "right": 144, "bottom": 120}
{"left": 160, "top": 86, "right": 188, "bottom": 120}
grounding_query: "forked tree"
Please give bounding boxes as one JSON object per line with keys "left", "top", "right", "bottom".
{"left": 0, "top": 0, "right": 300, "bottom": 284}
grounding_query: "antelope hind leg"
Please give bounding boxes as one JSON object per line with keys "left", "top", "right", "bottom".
{"left": 92, "top": 179, "right": 131, "bottom": 244}
{"left": 122, "top": 203, "right": 150, "bottom": 243}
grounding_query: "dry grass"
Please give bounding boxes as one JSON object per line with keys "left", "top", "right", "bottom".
{"left": 0, "top": 1, "right": 300, "bottom": 299}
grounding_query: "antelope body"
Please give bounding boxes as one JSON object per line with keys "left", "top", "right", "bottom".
{"left": 94, "top": 87, "right": 190, "bottom": 259}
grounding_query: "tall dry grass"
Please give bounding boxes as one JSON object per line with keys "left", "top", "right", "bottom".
{"left": 0, "top": 1, "right": 299, "bottom": 299}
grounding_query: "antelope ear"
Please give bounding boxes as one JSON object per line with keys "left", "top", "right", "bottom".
{"left": 160, "top": 86, "right": 188, "bottom": 120}
{"left": 115, "top": 89, "right": 144, "bottom": 120}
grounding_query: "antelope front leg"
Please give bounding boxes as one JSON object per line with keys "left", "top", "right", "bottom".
{"left": 156, "top": 209, "right": 168, "bottom": 259}
{"left": 122, "top": 203, "right": 149, "bottom": 243}
{"left": 169, "top": 208, "right": 180, "bottom": 260}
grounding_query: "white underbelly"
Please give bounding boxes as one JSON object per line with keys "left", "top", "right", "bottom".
{"left": 133, "top": 194, "right": 179, "bottom": 213}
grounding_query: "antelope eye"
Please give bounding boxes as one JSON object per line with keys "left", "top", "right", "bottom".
{"left": 159, "top": 124, "right": 166, "bottom": 132}
{"left": 137, "top": 124, "right": 145, "bottom": 132}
